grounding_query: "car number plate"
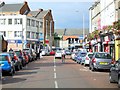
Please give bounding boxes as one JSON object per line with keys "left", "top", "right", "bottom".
{"left": 100, "top": 62, "right": 108, "bottom": 65}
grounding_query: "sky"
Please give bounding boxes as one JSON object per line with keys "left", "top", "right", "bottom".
{"left": 3, "top": 0, "right": 94, "bottom": 29}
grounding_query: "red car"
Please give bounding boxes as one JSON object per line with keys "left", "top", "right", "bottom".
{"left": 50, "top": 50, "right": 55, "bottom": 55}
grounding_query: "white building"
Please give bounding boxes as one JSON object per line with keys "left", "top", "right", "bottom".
{"left": 0, "top": 1, "right": 54, "bottom": 51}
{"left": 0, "top": 15, "right": 42, "bottom": 51}
{"left": 100, "top": 0, "right": 116, "bottom": 28}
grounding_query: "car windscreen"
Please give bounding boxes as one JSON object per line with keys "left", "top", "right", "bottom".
{"left": 9, "top": 53, "right": 14, "bottom": 58}
{"left": 80, "top": 53, "right": 87, "bottom": 57}
{"left": 0, "top": 55, "right": 8, "bottom": 61}
{"left": 88, "top": 54, "right": 93, "bottom": 58}
{"left": 95, "top": 53, "right": 112, "bottom": 59}
{"left": 15, "top": 51, "right": 21, "bottom": 56}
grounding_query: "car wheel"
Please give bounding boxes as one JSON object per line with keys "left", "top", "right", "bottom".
{"left": 16, "top": 65, "right": 20, "bottom": 71}
{"left": 20, "top": 64, "right": 22, "bottom": 70}
{"left": 109, "top": 74, "right": 115, "bottom": 83}
{"left": 118, "top": 76, "right": 120, "bottom": 88}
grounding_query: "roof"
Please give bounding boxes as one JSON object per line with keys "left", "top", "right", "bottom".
{"left": 28, "top": 11, "right": 40, "bottom": 17}
{"left": 0, "top": 3, "right": 24, "bottom": 12}
{"left": 55, "top": 29, "right": 89, "bottom": 36}
{"left": 63, "top": 36, "right": 79, "bottom": 40}
{"left": 28, "top": 10, "right": 49, "bottom": 19}
{"left": 36, "top": 10, "right": 49, "bottom": 19}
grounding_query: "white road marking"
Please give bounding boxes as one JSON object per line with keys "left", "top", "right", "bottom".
{"left": 54, "top": 56, "right": 58, "bottom": 88}
{"left": 55, "top": 81, "right": 58, "bottom": 88}
{"left": 79, "top": 69, "right": 89, "bottom": 71}
{"left": 54, "top": 73, "right": 56, "bottom": 79}
{"left": 54, "top": 68, "right": 56, "bottom": 72}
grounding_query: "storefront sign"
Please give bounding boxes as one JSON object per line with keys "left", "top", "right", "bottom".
{"left": 7, "top": 40, "right": 22, "bottom": 43}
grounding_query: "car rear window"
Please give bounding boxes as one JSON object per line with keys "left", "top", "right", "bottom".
{"left": 95, "top": 53, "right": 112, "bottom": 59}
{"left": 0, "top": 55, "right": 8, "bottom": 61}
{"left": 80, "top": 53, "right": 87, "bottom": 57}
{"left": 15, "top": 51, "right": 20, "bottom": 56}
{"left": 88, "top": 54, "right": 93, "bottom": 58}
{"left": 9, "top": 53, "right": 14, "bottom": 58}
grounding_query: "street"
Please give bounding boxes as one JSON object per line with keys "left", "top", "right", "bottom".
{"left": 1, "top": 56, "right": 118, "bottom": 88}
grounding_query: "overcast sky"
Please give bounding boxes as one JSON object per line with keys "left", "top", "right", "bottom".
{"left": 3, "top": 0, "right": 94, "bottom": 29}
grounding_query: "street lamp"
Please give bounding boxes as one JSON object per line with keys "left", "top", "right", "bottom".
{"left": 76, "top": 11, "right": 85, "bottom": 48}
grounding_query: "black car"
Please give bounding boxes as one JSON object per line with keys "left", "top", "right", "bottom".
{"left": 109, "top": 58, "right": 120, "bottom": 88}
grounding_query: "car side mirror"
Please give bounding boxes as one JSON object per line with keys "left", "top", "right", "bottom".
{"left": 111, "top": 64, "right": 115, "bottom": 67}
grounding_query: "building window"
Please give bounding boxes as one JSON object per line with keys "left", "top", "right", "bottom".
{"left": 27, "top": 19, "right": 30, "bottom": 26}
{"left": 8, "top": 31, "right": 13, "bottom": 38}
{"left": 0, "top": 31, "right": 6, "bottom": 37}
{"left": 14, "top": 31, "right": 22, "bottom": 37}
{"left": 31, "top": 20, "right": 35, "bottom": 27}
{"left": 27, "top": 31, "right": 30, "bottom": 38}
{"left": 40, "top": 22, "right": 43, "bottom": 28}
{"left": 0, "top": 19, "right": 6, "bottom": 25}
{"left": 8, "top": 19, "right": 12, "bottom": 25}
{"left": 14, "top": 18, "right": 22, "bottom": 25}
{"left": 36, "top": 21, "right": 39, "bottom": 27}
{"left": 36, "top": 33, "right": 39, "bottom": 39}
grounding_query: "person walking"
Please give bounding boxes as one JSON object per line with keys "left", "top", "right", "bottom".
{"left": 61, "top": 48, "right": 66, "bottom": 63}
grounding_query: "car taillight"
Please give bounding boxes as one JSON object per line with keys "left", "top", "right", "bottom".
{"left": 86, "top": 57, "right": 89, "bottom": 60}
{"left": 5, "top": 56, "right": 11, "bottom": 64}
{"left": 111, "top": 60, "right": 115, "bottom": 64}
{"left": 92, "top": 58, "right": 96, "bottom": 63}
{"left": 14, "top": 55, "right": 18, "bottom": 60}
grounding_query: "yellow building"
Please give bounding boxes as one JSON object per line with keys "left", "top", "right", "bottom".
{"left": 115, "top": 38, "right": 120, "bottom": 61}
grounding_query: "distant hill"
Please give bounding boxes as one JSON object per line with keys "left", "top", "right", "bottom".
{"left": 55, "top": 28, "right": 89, "bottom": 36}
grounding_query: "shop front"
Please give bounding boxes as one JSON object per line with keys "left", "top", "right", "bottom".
{"left": 115, "top": 38, "right": 120, "bottom": 61}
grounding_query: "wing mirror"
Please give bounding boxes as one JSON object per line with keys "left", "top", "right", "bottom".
{"left": 111, "top": 64, "right": 115, "bottom": 67}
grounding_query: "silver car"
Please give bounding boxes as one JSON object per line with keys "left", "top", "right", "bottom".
{"left": 89, "top": 52, "right": 112, "bottom": 71}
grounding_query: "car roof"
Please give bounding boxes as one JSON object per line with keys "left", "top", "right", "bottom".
{"left": 95, "top": 52, "right": 109, "bottom": 54}
{"left": 0, "top": 52, "right": 9, "bottom": 55}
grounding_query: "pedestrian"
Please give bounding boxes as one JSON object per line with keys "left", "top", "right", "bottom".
{"left": 61, "top": 48, "right": 66, "bottom": 63}
{"left": 9, "top": 48, "right": 13, "bottom": 52}
{"left": 39, "top": 49, "right": 42, "bottom": 59}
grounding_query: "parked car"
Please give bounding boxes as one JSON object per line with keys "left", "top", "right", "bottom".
{"left": 71, "top": 52, "right": 78, "bottom": 60}
{"left": 109, "top": 58, "right": 120, "bottom": 88}
{"left": 84, "top": 52, "right": 93, "bottom": 66}
{"left": 49, "top": 50, "right": 55, "bottom": 55}
{"left": 80, "top": 52, "right": 87, "bottom": 65}
{"left": 23, "top": 48, "right": 36, "bottom": 61}
{"left": 23, "top": 51, "right": 29, "bottom": 64}
{"left": 0, "top": 66, "right": 1, "bottom": 80}
{"left": 89, "top": 52, "right": 112, "bottom": 71}
{"left": 0, "top": 53, "right": 15, "bottom": 76}
{"left": 23, "top": 51, "right": 32, "bottom": 62}
{"left": 75, "top": 53, "right": 82, "bottom": 64}
{"left": 55, "top": 50, "right": 62, "bottom": 59}
{"left": 9, "top": 51, "right": 22, "bottom": 71}
{"left": 14, "top": 50, "right": 26, "bottom": 67}
{"left": 65, "top": 50, "right": 71, "bottom": 55}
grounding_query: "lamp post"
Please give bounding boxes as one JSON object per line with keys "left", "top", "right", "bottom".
{"left": 76, "top": 11, "right": 85, "bottom": 48}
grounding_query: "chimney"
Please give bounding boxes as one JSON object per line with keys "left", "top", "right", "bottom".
{"left": 24, "top": 1, "right": 27, "bottom": 4}
{"left": 39, "top": 9, "right": 43, "bottom": 12}
{"left": 49, "top": 9, "right": 51, "bottom": 13}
